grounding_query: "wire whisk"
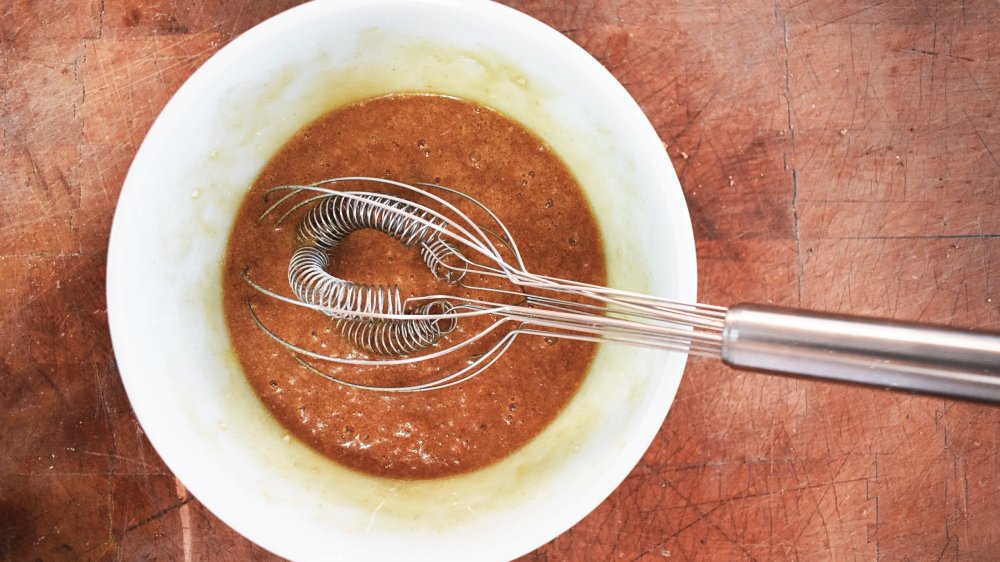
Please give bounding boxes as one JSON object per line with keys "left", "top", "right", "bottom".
{"left": 242, "top": 177, "right": 1000, "bottom": 402}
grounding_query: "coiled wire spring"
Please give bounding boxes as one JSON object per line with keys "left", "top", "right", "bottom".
{"left": 284, "top": 191, "right": 460, "bottom": 356}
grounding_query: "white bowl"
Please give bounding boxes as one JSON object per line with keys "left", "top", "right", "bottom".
{"left": 107, "top": 1, "right": 696, "bottom": 559}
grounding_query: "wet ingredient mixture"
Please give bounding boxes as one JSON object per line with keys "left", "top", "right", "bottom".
{"left": 223, "top": 94, "right": 606, "bottom": 479}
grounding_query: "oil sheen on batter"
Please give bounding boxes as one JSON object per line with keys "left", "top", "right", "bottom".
{"left": 223, "top": 94, "right": 606, "bottom": 479}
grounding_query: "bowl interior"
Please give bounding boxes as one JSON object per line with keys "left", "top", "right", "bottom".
{"left": 107, "top": 1, "right": 696, "bottom": 559}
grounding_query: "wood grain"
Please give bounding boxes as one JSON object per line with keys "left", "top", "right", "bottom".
{"left": 2, "top": 1, "right": 997, "bottom": 560}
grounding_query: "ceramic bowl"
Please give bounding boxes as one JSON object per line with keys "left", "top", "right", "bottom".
{"left": 107, "top": 0, "right": 696, "bottom": 559}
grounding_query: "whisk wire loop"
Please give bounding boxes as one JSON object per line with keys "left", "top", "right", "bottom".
{"left": 243, "top": 177, "right": 728, "bottom": 391}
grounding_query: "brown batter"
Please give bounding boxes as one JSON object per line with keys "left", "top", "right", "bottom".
{"left": 223, "top": 94, "right": 606, "bottom": 479}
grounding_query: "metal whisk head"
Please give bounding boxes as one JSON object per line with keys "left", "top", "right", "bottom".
{"left": 242, "top": 177, "right": 727, "bottom": 392}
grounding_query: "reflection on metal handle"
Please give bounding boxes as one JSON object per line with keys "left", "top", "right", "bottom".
{"left": 721, "top": 304, "right": 1000, "bottom": 403}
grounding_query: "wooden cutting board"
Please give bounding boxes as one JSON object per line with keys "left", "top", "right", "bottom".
{"left": 2, "top": 0, "right": 997, "bottom": 559}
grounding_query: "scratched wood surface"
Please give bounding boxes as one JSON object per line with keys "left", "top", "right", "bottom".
{"left": 2, "top": 0, "right": 998, "bottom": 560}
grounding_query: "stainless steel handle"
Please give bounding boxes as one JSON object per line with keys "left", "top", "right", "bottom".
{"left": 721, "top": 304, "right": 1000, "bottom": 403}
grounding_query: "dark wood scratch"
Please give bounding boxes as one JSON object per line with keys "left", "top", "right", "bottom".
{"left": 123, "top": 497, "right": 193, "bottom": 534}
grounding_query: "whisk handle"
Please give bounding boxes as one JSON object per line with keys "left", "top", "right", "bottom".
{"left": 721, "top": 304, "right": 1000, "bottom": 403}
